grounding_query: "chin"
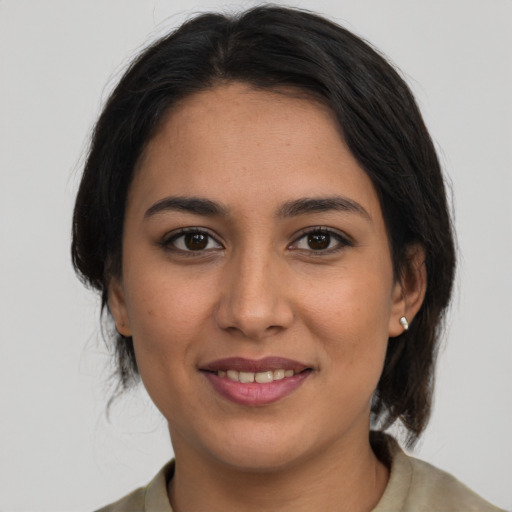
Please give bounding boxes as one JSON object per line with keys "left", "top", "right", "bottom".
{"left": 215, "top": 445, "right": 304, "bottom": 474}
{"left": 198, "top": 421, "right": 316, "bottom": 473}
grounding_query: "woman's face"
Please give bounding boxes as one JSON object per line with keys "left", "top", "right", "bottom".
{"left": 109, "top": 83, "right": 409, "bottom": 471}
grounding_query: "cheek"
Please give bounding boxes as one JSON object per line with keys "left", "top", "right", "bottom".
{"left": 125, "top": 265, "right": 217, "bottom": 340}
{"left": 301, "top": 267, "right": 393, "bottom": 334}
{"left": 120, "top": 266, "right": 218, "bottom": 397}
{"left": 122, "top": 273, "right": 210, "bottom": 414}
{"left": 298, "top": 266, "right": 393, "bottom": 374}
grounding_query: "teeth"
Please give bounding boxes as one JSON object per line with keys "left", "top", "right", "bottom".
{"left": 273, "top": 369, "right": 285, "bottom": 380}
{"left": 239, "top": 371, "right": 255, "bottom": 383}
{"left": 255, "top": 371, "right": 273, "bottom": 383}
{"left": 218, "top": 369, "right": 298, "bottom": 383}
{"left": 227, "top": 370, "right": 238, "bottom": 381}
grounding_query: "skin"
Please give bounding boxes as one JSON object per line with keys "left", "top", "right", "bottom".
{"left": 109, "top": 83, "right": 426, "bottom": 512}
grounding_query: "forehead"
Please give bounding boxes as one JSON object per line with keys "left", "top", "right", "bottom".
{"left": 129, "top": 82, "right": 381, "bottom": 220}
{"left": 143, "top": 84, "right": 341, "bottom": 166}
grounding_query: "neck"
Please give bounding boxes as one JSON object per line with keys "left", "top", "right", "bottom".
{"left": 168, "top": 429, "right": 389, "bottom": 512}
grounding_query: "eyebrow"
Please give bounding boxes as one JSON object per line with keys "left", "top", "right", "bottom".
{"left": 144, "top": 196, "right": 229, "bottom": 218}
{"left": 277, "top": 196, "right": 370, "bottom": 220}
{"left": 144, "top": 195, "right": 370, "bottom": 221}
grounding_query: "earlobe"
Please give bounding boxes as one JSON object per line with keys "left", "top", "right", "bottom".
{"left": 108, "top": 278, "right": 132, "bottom": 337}
{"left": 388, "top": 244, "right": 427, "bottom": 338}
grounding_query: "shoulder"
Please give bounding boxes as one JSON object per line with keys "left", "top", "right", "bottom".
{"left": 372, "top": 433, "right": 504, "bottom": 512}
{"left": 95, "top": 486, "right": 145, "bottom": 512}
{"left": 93, "top": 461, "right": 175, "bottom": 512}
{"left": 403, "top": 454, "right": 503, "bottom": 511}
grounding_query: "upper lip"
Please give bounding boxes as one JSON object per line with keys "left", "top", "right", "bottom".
{"left": 200, "top": 357, "right": 311, "bottom": 373}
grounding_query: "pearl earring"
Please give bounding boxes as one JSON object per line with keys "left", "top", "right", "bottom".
{"left": 399, "top": 316, "right": 409, "bottom": 331}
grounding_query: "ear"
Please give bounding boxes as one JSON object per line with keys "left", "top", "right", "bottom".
{"left": 108, "top": 277, "right": 132, "bottom": 337}
{"left": 388, "top": 244, "right": 427, "bottom": 338}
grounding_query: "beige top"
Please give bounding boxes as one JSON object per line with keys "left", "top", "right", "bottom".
{"left": 95, "top": 435, "right": 504, "bottom": 512}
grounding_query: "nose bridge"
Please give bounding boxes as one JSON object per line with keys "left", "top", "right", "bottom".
{"left": 216, "top": 241, "right": 293, "bottom": 338}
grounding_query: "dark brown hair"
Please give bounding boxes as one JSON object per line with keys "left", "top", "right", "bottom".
{"left": 72, "top": 5, "right": 456, "bottom": 445}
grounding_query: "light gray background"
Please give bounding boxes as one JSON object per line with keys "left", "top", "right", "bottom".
{"left": 1, "top": 1, "right": 511, "bottom": 510}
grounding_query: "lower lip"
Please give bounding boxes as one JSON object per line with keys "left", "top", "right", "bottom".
{"left": 203, "top": 371, "right": 311, "bottom": 406}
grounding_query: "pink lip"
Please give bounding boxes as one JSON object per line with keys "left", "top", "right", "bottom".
{"left": 201, "top": 356, "right": 309, "bottom": 373}
{"left": 201, "top": 357, "right": 313, "bottom": 406}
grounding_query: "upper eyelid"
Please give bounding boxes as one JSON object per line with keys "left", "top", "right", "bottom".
{"left": 290, "top": 226, "right": 352, "bottom": 244}
{"left": 159, "top": 225, "right": 352, "bottom": 249}
{"left": 161, "top": 227, "right": 224, "bottom": 247}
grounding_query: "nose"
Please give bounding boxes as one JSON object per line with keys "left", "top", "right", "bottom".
{"left": 215, "top": 250, "right": 294, "bottom": 340}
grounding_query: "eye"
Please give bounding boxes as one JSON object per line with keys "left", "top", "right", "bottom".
{"left": 161, "top": 229, "right": 222, "bottom": 252}
{"left": 290, "top": 228, "right": 352, "bottom": 253}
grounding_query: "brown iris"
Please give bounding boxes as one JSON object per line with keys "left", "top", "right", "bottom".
{"left": 308, "top": 232, "right": 330, "bottom": 250}
{"left": 184, "top": 232, "right": 209, "bottom": 250}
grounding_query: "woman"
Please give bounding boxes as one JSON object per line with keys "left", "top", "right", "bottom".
{"left": 72, "top": 6, "right": 503, "bottom": 511}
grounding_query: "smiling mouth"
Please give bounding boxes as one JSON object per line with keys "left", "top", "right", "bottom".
{"left": 200, "top": 357, "right": 313, "bottom": 405}
{"left": 200, "top": 356, "right": 312, "bottom": 378}
{"left": 211, "top": 368, "right": 307, "bottom": 383}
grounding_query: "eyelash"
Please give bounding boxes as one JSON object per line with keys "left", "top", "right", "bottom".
{"left": 289, "top": 227, "right": 353, "bottom": 255}
{"left": 159, "top": 226, "right": 353, "bottom": 256}
{"left": 159, "top": 228, "right": 222, "bottom": 255}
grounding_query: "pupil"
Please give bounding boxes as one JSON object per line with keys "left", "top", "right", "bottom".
{"left": 308, "top": 232, "right": 330, "bottom": 250}
{"left": 185, "top": 233, "right": 208, "bottom": 250}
